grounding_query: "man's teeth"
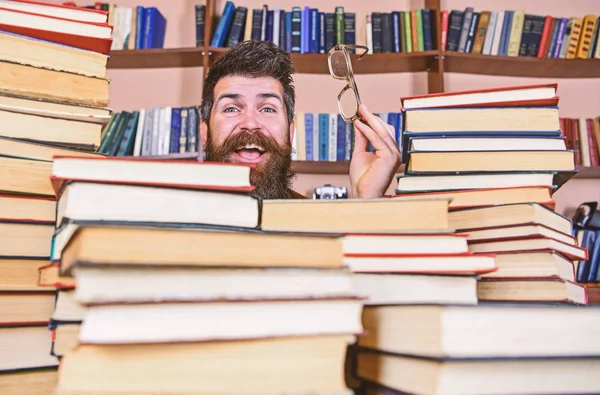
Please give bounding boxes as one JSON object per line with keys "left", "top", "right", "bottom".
{"left": 236, "top": 144, "right": 264, "bottom": 152}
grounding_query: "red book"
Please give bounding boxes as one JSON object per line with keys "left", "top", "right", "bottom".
{"left": 587, "top": 118, "right": 599, "bottom": 167}
{"left": 0, "top": 6, "right": 113, "bottom": 55}
{"left": 441, "top": 10, "right": 449, "bottom": 51}
{"left": 2, "top": 0, "right": 108, "bottom": 23}
{"left": 400, "top": 83, "right": 559, "bottom": 110}
{"left": 537, "top": 16, "right": 554, "bottom": 58}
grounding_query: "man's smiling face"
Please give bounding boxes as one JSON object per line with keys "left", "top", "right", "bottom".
{"left": 201, "top": 75, "right": 296, "bottom": 199}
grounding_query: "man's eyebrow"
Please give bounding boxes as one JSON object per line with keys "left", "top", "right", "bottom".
{"left": 215, "top": 93, "right": 242, "bottom": 106}
{"left": 258, "top": 93, "right": 283, "bottom": 104}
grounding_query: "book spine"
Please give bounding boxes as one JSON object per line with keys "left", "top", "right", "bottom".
{"left": 318, "top": 114, "right": 329, "bottom": 161}
{"left": 169, "top": 108, "right": 181, "bottom": 154}
{"left": 279, "top": 10, "right": 286, "bottom": 49}
{"left": 471, "top": 10, "right": 488, "bottom": 54}
{"left": 195, "top": 5, "right": 205, "bottom": 47}
{"left": 381, "top": 13, "right": 392, "bottom": 53}
{"left": 415, "top": 9, "right": 424, "bottom": 51}
{"left": 446, "top": 10, "right": 463, "bottom": 52}
{"left": 441, "top": 10, "right": 449, "bottom": 51}
{"left": 226, "top": 7, "right": 247, "bottom": 48}
{"left": 285, "top": 11, "right": 292, "bottom": 52}
{"left": 266, "top": 10, "right": 274, "bottom": 43}
{"left": 142, "top": 8, "right": 155, "bottom": 49}
{"left": 372, "top": 12, "right": 383, "bottom": 53}
{"left": 210, "top": 1, "right": 235, "bottom": 47}
{"left": 518, "top": 14, "right": 534, "bottom": 57}
{"left": 291, "top": 7, "right": 301, "bottom": 53}
{"left": 304, "top": 113, "right": 313, "bottom": 161}
{"left": 344, "top": 12, "right": 356, "bottom": 50}
{"left": 135, "top": 6, "right": 145, "bottom": 49}
{"left": 559, "top": 18, "right": 573, "bottom": 58}
{"left": 335, "top": 7, "right": 344, "bottom": 45}
{"left": 301, "top": 6, "right": 310, "bottom": 53}
{"left": 309, "top": 8, "right": 318, "bottom": 53}
{"left": 507, "top": 10, "right": 524, "bottom": 56}
{"left": 272, "top": 7, "right": 280, "bottom": 46}
{"left": 546, "top": 18, "right": 560, "bottom": 58}
{"left": 312, "top": 112, "right": 319, "bottom": 161}
{"left": 421, "top": 9, "right": 433, "bottom": 51}
{"left": 251, "top": 9, "right": 262, "bottom": 40}
{"left": 328, "top": 114, "right": 337, "bottom": 162}
{"left": 187, "top": 107, "right": 198, "bottom": 153}
{"left": 179, "top": 108, "right": 188, "bottom": 153}
{"left": 566, "top": 17, "right": 583, "bottom": 59}
{"left": 457, "top": 7, "right": 473, "bottom": 52}
{"left": 392, "top": 11, "right": 401, "bottom": 52}
{"left": 325, "top": 13, "right": 335, "bottom": 52}
{"left": 365, "top": 15, "right": 373, "bottom": 54}
{"left": 403, "top": 11, "right": 412, "bottom": 52}
{"left": 318, "top": 12, "right": 325, "bottom": 53}
{"left": 345, "top": 122, "right": 353, "bottom": 160}
{"left": 587, "top": 16, "right": 600, "bottom": 59}
{"left": 336, "top": 114, "right": 346, "bottom": 161}
{"left": 499, "top": 10, "right": 514, "bottom": 56}
{"left": 464, "top": 12, "right": 479, "bottom": 53}
{"left": 537, "top": 15, "right": 553, "bottom": 57}
{"left": 552, "top": 18, "right": 568, "bottom": 58}
{"left": 482, "top": 11, "right": 497, "bottom": 55}
{"left": 527, "top": 15, "right": 545, "bottom": 57}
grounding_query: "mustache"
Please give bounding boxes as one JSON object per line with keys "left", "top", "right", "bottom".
{"left": 220, "top": 130, "right": 282, "bottom": 154}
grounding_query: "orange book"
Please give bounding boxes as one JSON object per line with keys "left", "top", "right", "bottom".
{"left": 566, "top": 16, "right": 583, "bottom": 59}
{"left": 576, "top": 15, "right": 597, "bottom": 58}
{"left": 410, "top": 9, "right": 419, "bottom": 51}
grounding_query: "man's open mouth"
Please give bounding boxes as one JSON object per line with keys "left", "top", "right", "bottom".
{"left": 234, "top": 143, "right": 266, "bottom": 161}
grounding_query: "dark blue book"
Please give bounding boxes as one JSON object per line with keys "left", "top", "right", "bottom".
{"left": 309, "top": 8, "right": 319, "bottom": 53}
{"left": 422, "top": 9, "right": 434, "bottom": 50}
{"left": 318, "top": 12, "right": 325, "bottom": 53}
{"left": 464, "top": 12, "right": 479, "bottom": 53}
{"left": 381, "top": 13, "right": 392, "bottom": 53}
{"left": 285, "top": 11, "right": 292, "bottom": 51}
{"left": 226, "top": 7, "right": 248, "bottom": 48}
{"left": 325, "top": 13, "right": 335, "bottom": 52}
{"left": 301, "top": 6, "right": 310, "bottom": 53}
{"left": 169, "top": 108, "right": 182, "bottom": 154}
{"left": 195, "top": 5, "right": 205, "bottom": 47}
{"left": 250, "top": 9, "right": 262, "bottom": 40}
{"left": 291, "top": 7, "right": 302, "bottom": 53}
{"left": 446, "top": 10, "right": 464, "bottom": 51}
{"left": 142, "top": 7, "right": 167, "bottom": 49}
{"left": 589, "top": 231, "right": 600, "bottom": 282}
{"left": 266, "top": 10, "right": 274, "bottom": 42}
{"left": 371, "top": 12, "right": 383, "bottom": 53}
{"left": 279, "top": 10, "right": 286, "bottom": 49}
{"left": 210, "top": 1, "right": 235, "bottom": 47}
{"left": 344, "top": 12, "right": 356, "bottom": 51}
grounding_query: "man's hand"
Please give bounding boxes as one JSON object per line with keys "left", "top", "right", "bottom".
{"left": 349, "top": 104, "right": 402, "bottom": 199}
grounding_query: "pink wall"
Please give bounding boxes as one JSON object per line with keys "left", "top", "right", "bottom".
{"left": 77, "top": 0, "right": 599, "bottom": 216}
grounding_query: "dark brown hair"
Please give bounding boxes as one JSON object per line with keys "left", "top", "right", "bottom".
{"left": 200, "top": 41, "right": 296, "bottom": 125}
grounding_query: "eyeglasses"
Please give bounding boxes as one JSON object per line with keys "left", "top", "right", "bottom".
{"left": 328, "top": 44, "right": 369, "bottom": 123}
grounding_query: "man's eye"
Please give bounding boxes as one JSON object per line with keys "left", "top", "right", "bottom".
{"left": 261, "top": 107, "right": 276, "bottom": 113}
{"left": 224, "top": 107, "right": 239, "bottom": 113}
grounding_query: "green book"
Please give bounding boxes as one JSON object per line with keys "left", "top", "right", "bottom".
{"left": 416, "top": 9, "right": 424, "bottom": 51}
{"left": 403, "top": 11, "right": 412, "bottom": 52}
{"left": 335, "top": 6, "right": 344, "bottom": 45}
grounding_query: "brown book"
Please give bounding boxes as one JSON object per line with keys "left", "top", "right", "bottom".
{"left": 0, "top": 221, "right": 54, "bottom": 259}
{"left": 481, "top": 251, "right": 575, "bottom": 281}
{"left": 0, "top": 291, "right": 56, "bottom": 325}
{"left": 0, "top": 156, "right": 53, "bottom": 196}
{"left": 58, "top": 224, "right": 344, "bottom": 276}
{"left": 0, "top": 60, "right": 108, "bottom": 107}
{"left": 406, "top": 150, "right": 575, "bottom": 173}
{"left": 0, "top": 30, "right": 107, "bottom": 78}
{"left": 471, "top": 10, "right": 490, "bottom": 54}
{"left": 0, "top": 326, "right": 58, "bottom": 371}
{"left": 0, "top": 258, "right": 51, "bottom": 291}
{"left": 56, "top": 335, "right": 352, "bottom": 394}
{"left": 357, "top": 349, "right": 600, "bottom": 395}
{"left": 448, "top": 203, "right": 573, "bottom": 235}
{"left": 397, "top": 186, "right": 554, "bottom": 210}
{"left": 477, "top": 277, "right": 587, "bottom": 304}
{"left": 405, "top": 106, "right": 560, "bottom": 133}
{"left": 359, "top": 303, "right": 600, "bottom": 358}
{"left": 261, "top": 198, "right": 450, "bottom": 233}
{"left": 0, "top": 194, "right": 55, "bottom": 223}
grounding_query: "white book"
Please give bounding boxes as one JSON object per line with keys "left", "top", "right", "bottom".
{"left": 579, "top": 117, "right": 591, "bottom": 167}
{"left": 312, "top": 112, "right": 319, "bottom": 161}
{"left": 150, "top": 107, "right": 161, "bottom": 155}
{"left": 482, "top": 11, "right": 498, "bottom": 55}
{"left": 329, "top": 113, "right": 337, "bottom": 161}
{"left": 160, "top": 106, "right": 172, "bottom": 155}
{"left": 243, "top": 8, "right": 252, "bottom": 41}
{"left": 272, "top": 6, "right": 280, "bottom": 46}
{"left": 121, "top": 7, "right": 132, "bottom": 50}
{"left": 291, "top": 116, "right": 298, "bottom": 160}
{"left": 595, "top": 30, "right": 600, "bottom": 58}
{"left": 490, "top": 11, "right": 504, "bottom": 56}
{"left": 132, "top": 108, "right": 146, "bottom": 156}
{"left": 366, "top": 15, "right": 373, "bottom": 54}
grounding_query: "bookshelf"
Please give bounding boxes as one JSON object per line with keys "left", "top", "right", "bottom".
{"left": 104, "top": 0, "right": 600, "bottom": 178}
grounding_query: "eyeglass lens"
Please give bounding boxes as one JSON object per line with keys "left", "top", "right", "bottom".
{"left": 330, "top": 50, "right": 349, "bottom": 78}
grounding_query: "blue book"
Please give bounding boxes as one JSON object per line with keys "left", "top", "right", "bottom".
{"left": 336, "top": 114, "right": 346, "bottom": 161}
{"left": 285, "top": 12, "right": 293, "bottom": 52}
{"left": 210, "top": 1, "right": 236, "bottom": 47}
{"left": 318, "top": 12, "right": 325, "bottom": 53}
{"left": 499, "top": 10, "right": 513, "bottom": 56}
{"left": 265, "top": 10, "right": 274, "bottom": 42}
{"left": 135, "top": 6, "right": 145, "bottom": 49}
{"left": 142, "top": 7, "right": 167, "bottom": 49}
{"left": 318, "top": 114, "right": 329, "bottom": 161}
{"left": 304, "top": 113, "right": 314, "bottom": 161}
{"left": 309, "top": 8, "right": 319, "bottom": 53}
{"left": 392, "top": 11, "right": 401, "bottom": 52}
{"left": 301, "top": 6, "right": 310, "bottom": 54}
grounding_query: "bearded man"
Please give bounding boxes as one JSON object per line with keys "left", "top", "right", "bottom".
{"left": 200, "top": 40, "right": 401, "bottom": 200}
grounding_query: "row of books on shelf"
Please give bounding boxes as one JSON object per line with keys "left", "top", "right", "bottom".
{"left": 443, "top": 8, "right": 600, "bottom": 59}
{"left": 98, "top": 107, "right": 200, "bottom": 157}
{"left": 63, "top": 1, "right": 166, "bottom": 50}
{"left": 211, "top": 3, "right": 435, "bottom": 54}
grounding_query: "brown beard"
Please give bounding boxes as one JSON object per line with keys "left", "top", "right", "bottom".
{"left": 204, "top": 129, "right": 296, "bottom": 200}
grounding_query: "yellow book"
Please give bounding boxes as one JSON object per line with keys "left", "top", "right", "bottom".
{"left": 507, "top": 10, "right": 525, "bottom": 56}
{"left": 576, "top": 15, "right": 597, "bottom": 58}
{"left": 403, "top": 11, "right": 413, "bottom": 53}
{"left": 566, "top": 17, "right": 583, "bottom": 59}
{"left": 472, "top": 11, "right": 491, "bottom": 54}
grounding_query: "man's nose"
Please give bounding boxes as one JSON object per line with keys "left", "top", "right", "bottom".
{"left": 239, "top": 109, "right": 260, "bottom": 130}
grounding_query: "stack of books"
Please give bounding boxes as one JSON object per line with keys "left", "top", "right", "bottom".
{"left": 49, "top": 156, "right": 363, "bottom": 394}
{"left": 397, "top": 83, "right": 588, "bottom": 303}
{"left": 348, "top": 83, "right": 600, "bottom": 394}
{"left": 0, "top": 1, "right": 112, "bottom": 392}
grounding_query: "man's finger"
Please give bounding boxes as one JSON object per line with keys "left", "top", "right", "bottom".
{"left": 353, "top": 118, "right": 392, "bottom": 154}
{"left": 352, "top": 120, "right": 369, "bottom": 154}
{"left": 359, "top": 105, "right": 399, "bottom": 152}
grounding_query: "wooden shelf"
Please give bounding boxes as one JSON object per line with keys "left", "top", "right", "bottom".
{"left": 444, "top": 52, "right": 600, "bottom": 78}
{"left": 107, "top": 47, "right": 205, "bottom": 69}
{"left": 209, "top": 47, "right": 438, "bottom": 74}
